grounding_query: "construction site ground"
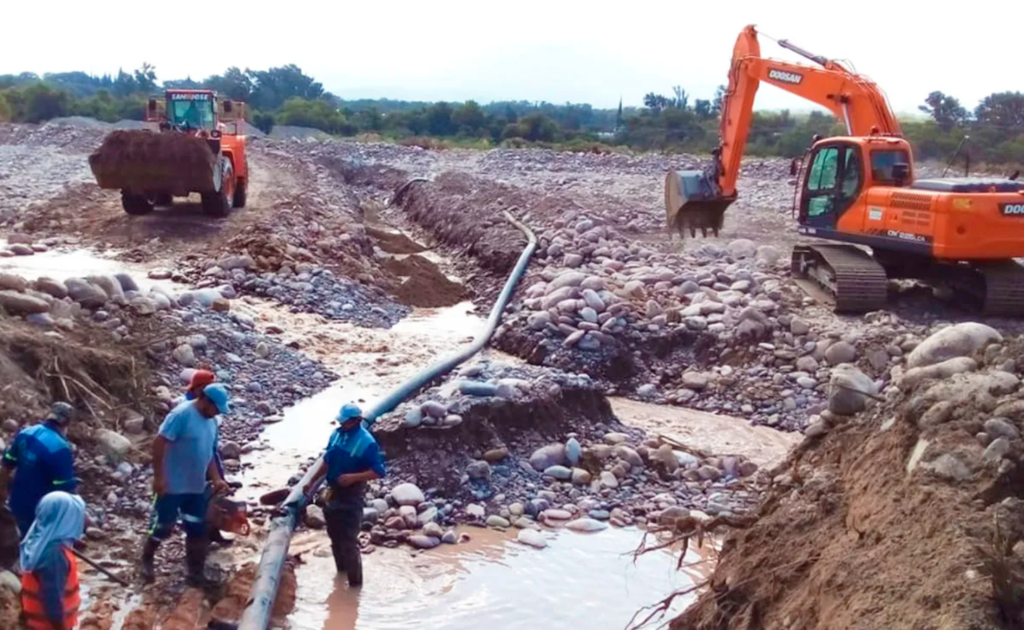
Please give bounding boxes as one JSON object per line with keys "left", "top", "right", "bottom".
{"left": 0, "top": 119, "right": 1022, "bottom": 629}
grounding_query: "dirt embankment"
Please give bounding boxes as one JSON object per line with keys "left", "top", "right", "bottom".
{"left": 673, "top": 335, "right": 1024, "bottom": 630}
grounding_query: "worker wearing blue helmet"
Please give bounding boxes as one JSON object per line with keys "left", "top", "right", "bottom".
{"left": 303, "top": 403, "right": 385, "bottom": 587}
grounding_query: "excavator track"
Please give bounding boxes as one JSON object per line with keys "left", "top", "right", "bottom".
{"left": 969, "top": 261, "right": 1024, "bottom": 316}
{"left": 791, "top": 244, "right": 889, "bottom": 313}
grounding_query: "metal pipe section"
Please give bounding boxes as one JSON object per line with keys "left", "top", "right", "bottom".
{"left": 237, "top": 201, "right": 537, "bottom": 630}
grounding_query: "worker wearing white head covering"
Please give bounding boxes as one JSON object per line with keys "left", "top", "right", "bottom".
{"left": 19, "top": 491, "right": 85, "bottom": 630}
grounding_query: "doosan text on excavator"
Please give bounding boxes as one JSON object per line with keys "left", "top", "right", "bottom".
{"left": 666, "top": 25, "right": 1024, "bottom": 315}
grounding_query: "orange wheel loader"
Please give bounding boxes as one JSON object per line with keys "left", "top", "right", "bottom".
{"left": 666, "top": 25, "right": 1024, "bottom": 315}
{"left": 89, "top": 89, "right": 249, "bottom": 218}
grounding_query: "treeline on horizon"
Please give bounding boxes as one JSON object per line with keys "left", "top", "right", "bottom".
{"left": 1, "top": 64, "right": 1022, "bottom": 165}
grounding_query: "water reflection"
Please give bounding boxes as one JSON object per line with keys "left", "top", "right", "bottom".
{"left": 289, "top": 527, "right": 711, "bottom": 630}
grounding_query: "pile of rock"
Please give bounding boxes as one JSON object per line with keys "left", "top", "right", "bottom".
{"left": 359, "top": 359, "right": 764, "bottom": 552}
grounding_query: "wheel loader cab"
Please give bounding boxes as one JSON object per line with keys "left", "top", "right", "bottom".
{"left": 168, "top": 92, "right": 216, "bottom": 130}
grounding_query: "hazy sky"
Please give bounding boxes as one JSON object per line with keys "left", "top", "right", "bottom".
{"left": 2, "top": 1, "right": 1018, "bottom": 114}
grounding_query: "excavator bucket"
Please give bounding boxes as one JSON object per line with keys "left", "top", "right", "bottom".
{"left": 89, "top": 130, "right": 219, "bottom": 196}
{"left": 665, "top": 170, "right": 736, "bottom": 237}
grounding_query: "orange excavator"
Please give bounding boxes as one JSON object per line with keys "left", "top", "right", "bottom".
{"left": 89, "top": 89, "right": 249, "bottom": 218}
{"left": 665, "top": 25, "right": 1024, "bottom": 314}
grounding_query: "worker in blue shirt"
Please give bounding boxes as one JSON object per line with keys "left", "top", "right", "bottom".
{"left": 139, "top": 383, "right": 231, "bottom": 586}
{"left": 303, "top": 403, "right": 386, "bottom": 587}
{"left": 0, "top": 403, "right": 78, "bottom": 540}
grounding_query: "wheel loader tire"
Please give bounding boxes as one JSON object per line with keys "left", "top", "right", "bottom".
{"left": 202, "top": 158, "right": 233, "bottom": 218}
{"left": 202, "top": 190, "right": 231, "bottom": 218}
{"left": 232, "top": 180, "right": 247, "bottom": 208}
{"left": 122, "top": 193, "right": 154, "bottom": 216}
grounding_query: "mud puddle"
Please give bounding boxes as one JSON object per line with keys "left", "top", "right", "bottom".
{"left": 611, "top": 398, "right": 798, "bottom": 469}
{"left": 287, "top": 526, "right": 712, "bottom": 630}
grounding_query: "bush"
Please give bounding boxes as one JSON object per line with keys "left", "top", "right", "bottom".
{"left": 18, "top": 84, "right": 71, "bottom": 123}
{"left": 0, "top": 91, "right": 11, "bottom": 122}
{"left": 251, "top": 111, "right": 275, "bottom": 135}
{"left": 276, "top": 97, "right": 355, "bottom": 135}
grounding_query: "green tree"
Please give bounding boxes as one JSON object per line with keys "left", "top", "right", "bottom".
{"left": 111, "top": 69, "right": 138, "bottom": 97}
{"left": 276, "top": 97, "right": 354, "bottom": 134}
{"left": 693, "top": 99, "right": 712, "bottom": 119}
{"left": 516, "top": 114, "right": 559, "bottom": 142}
{"left": 615, "top": 98, "right": 623, "bottom": 129}
{"left": 712, "top": 85, "right": 726, "bottom": 114}
{"left": 672, "top": 86, "right": 689, "bottom": 110}
{"left": 20, "top": 84, "right": 71, "bottom": 123}
{"left": 919, "top": 91, "right": 968, "bottom": 131}
{"left": 133, "top": 63, "right": 158, "bottom": 94}
{"left": 206, "top": 67, "right": 252, "bottom": 102}
{"left": 452, "top": 100, "right": 487, "bottom": 135}
{"left": 975, "top": 92, "right": 1024, "bottom": 130}
{"left": 426, "top": 102, "right": 456, "bottom": 136}
{"left": 247, "top": 65, "right": 324, "bottom": 111}
{"left": 643, "top": 93, "right": 672, "bottom": 114}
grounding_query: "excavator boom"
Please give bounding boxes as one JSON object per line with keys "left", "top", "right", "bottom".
{"left": 666, "top": 25, "right": 901, "bottom": 236}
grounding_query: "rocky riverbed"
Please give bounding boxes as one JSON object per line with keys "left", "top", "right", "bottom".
{"left": 4, "top": 118, "right": 1024, "bottom": 629}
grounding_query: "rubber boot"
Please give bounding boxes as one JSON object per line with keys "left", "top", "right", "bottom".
{"left": 330, "top": 539, "right": 347, "bottom": 575}
{"left": 185, "top": 535, "right": 212, "bottom": 588}
{"left": 139, "top": 537, "right": 160, "bottom": 584}
{"left": 341, "top": 542, "right": 363, "bottom": 587}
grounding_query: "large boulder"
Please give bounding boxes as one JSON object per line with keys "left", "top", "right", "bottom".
{"left": 0, "top": 274, "right": 28, "bottom": 292}
{"left": 32, "top": 277, "right": 68, "bottom": 299}
{"left": 86, "top": 275, "right": 125, "bottom": 303}
{"left": 65, "top": 278, "right": 108, "bottom": 308}
{"left": 900, "top": 357, "right": 978, "bottom": 389}
{"left": 114, "top": 273, "right": 140, "bottom": 293}
{"left": 907, "top": 323, "right": 1002, "bottom": 369}
{"left": 828, "top": 364, "right": 878, "bottom": 416}
{"left": 390, "top": 483, "right": 425, "bottom": 506}
{"left": 727, "top": 239, "right": 757, "bottom": 259}
{"left": 529, "top": 443, "right": 567, "bottom": 471}
{"left": 95, "top": 429, "right": 131, "bottom": 463}
{"left": 0, "top": 291, "right": 50, "bottom": 315}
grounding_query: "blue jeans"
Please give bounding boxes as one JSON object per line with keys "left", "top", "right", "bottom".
{"left": 147, "top": 493, "right": 207, "bottom": 540}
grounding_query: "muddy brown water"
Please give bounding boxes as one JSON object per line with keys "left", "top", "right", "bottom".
{"left": 287, "top": 526, "right": 711, "bottom": 630}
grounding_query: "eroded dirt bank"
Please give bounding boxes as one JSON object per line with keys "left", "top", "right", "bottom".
{"left": 676, "top": 329, "right": 1024, "bottom": 630}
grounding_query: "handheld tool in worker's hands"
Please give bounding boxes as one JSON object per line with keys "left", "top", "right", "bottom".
{"left": 207, "top": 492, "right": 251, "bottom": 537}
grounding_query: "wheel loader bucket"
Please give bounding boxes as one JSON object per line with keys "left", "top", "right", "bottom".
{"left": 665, "top": 170, "right": 736, "bottom": 237}
{"left": 89, "top": 130, "right": 219, "bottom": 196}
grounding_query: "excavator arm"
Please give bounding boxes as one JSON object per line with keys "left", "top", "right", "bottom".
{"left": 666, "top": 25, "right": 901, "bottom": 236}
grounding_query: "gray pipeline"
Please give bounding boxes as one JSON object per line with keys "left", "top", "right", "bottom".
{"left": 236, "top": 197, "right": 537, "bottom": 630}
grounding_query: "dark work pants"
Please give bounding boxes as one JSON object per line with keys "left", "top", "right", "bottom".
{"left": 324, "top": 498, "right": 362, "bottom": 586}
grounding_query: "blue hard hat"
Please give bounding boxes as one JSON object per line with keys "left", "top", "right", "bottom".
{"left": 203, "top": 383, "right": 232, "bottom": 415}
{"left": 337, "top": 403, "right": 363, "bottom": 422}
{"left": 335, "top": 403, "right": 364, "bottom": 424}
